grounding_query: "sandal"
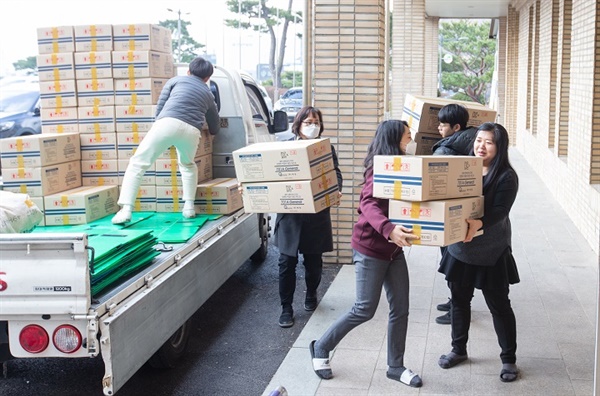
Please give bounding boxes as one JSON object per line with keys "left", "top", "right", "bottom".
{"left": 386, "top": 367, "right": 423, "bottom": 388}
{"left": 500, "top": 366, "right": 519, "bottom": 382}
{"left": 309, "top": 340, "right": 332, "bottom": 380}
{"left": 438, "top": 352, "right": 468, "bottom": 369}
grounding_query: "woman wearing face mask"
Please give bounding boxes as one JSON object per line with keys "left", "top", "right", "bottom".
{"left": 273, "top": 106, "right": 343, "bottom": 328}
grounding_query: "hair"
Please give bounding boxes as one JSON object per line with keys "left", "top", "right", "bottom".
{"left": 477, "top": 122, "right": 519, "bottom": 194}
{"left": 363, "top": 120, "right": 409, "bottom": 182}
{"left": 438, "top": 103, "right": 470, "bottom": 131}
{"left": 291, "top": 106, "right": 324, "bottom": 137}
{"left": 189, "top": 57, "right": 214, "bottom": 79}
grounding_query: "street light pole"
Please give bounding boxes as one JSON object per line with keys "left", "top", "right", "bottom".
{"left": 167, "top": 8, "right": 189, "bottom": 63}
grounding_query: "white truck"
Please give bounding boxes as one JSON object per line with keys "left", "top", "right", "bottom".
{"left": 0, "top": 66, "right": 289, "bottom": 395}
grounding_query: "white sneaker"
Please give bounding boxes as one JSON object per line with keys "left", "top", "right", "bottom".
{"left": 112, "top": 209, "right": 132, "bottom": 224}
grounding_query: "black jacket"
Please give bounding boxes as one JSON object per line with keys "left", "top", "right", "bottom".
{"left": 431, "top": 127, "right": 478, "bottom": 155}
{"left": 273, "top": 145, "right": 343, "bottom": 256}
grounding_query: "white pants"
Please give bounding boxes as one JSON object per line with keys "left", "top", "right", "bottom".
{"left": 118, "top": 117, "right": 200, "bottom": 206}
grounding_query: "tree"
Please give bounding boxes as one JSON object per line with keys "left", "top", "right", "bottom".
{"left": 13, "top": 57, "right": 37, "bottom": 71}
{"left": 262, "top": 70, "right": 301, "bottom": 88}
{"left": 440, "top": 20, "right": 496, "bottom": 104}
{"left": 159, "top": 19, "right": 205, "bottom": 64}
{"left": 225, "top": 0, "right": 300, "bottom": 97}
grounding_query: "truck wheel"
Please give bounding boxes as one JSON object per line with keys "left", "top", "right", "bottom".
{"left": 147, "top": 319, "right": 192, "bottom": 369}
{"left": 250, "top": 213, "right": 270, "bottom": 263}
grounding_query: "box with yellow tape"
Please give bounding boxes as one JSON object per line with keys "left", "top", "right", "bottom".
{"left": 389, "top": 196, "right": 484, "bottom": 246}
{"left": 194, "top": 178, "right": 243, "bottom": 215}
{"left": 43, "top": 185, "right": 118, "bottom": 225}
{"left": 0, "top": 132, "right": 80, "bottom": 168}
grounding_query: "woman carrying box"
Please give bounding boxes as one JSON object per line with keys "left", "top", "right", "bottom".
{"left": 274, "top": 106, "right": 343, "bottom": 328}
{"left": 437, "top": 122, "right": 520, "bottom": 383}
{"left": 309, "top": 119, "right": 423, "bottom": 388}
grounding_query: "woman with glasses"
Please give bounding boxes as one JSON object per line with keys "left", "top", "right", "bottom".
{"left": 273, "top": 106, "right": 343, "bottom": 328}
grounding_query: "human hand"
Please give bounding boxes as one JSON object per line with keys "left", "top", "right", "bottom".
{"left": 463, "top": 218, "right": 483, "bottom": 242}
{"left": 334, "top": 191, "right": 342, "bottom": 207}
{"left": 389, "top": 225, "right": 419, "bottom": 247}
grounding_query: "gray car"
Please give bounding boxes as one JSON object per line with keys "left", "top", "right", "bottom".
{"left": 274, "top": 87, "right": 302, "bottom": 122}
{"left": 0, "top": 88, "right": 41, "bottom": 138}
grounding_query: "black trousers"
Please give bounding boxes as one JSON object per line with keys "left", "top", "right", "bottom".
{"left": 278, "top": 253, "right": 322, "bottom": 307}
{"left": 449, "top": 281, "right": 517, "bottom": 364}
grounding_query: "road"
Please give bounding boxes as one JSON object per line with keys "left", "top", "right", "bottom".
{"left": 0, "top": 240, "right": 342, "bottom": 396}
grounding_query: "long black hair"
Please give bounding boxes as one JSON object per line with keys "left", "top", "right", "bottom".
{"left": 477, "top": 122, "right": 519, "bottom": 194}
{"left": 363, "top": 119, "right": 409, "bottom": 182}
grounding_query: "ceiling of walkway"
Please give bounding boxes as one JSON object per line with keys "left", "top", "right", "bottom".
{"left": 425, "top": 0, "right": 512, "bottom": 18}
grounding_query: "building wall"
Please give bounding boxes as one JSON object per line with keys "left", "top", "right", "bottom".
{"left": 513, "top": 0, "right": 600, "bottom": 254}
{"left": 313, "top": 0, "right": 387, "bottom": 263}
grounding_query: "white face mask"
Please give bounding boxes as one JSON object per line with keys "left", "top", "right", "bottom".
{"left": 302, "top": 125, "right": 320, "bottom": 139}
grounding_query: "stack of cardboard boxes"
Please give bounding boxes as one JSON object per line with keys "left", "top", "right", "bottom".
{"left": 373, "top": 154, "right": 484, "bottom": 247}
{"left": 232, "top": 138, "right": 340, "bottom": 214}
{"left": 401, "top": 94, "right": 497, "bottom": 155}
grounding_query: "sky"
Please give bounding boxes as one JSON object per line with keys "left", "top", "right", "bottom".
{"left": 0, "top": 0, "right": 303, "bottom": 77}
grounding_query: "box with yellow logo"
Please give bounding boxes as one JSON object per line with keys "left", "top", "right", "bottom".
{"left": 37, "top": 26, "right": 74, "bottom": 54}
{"left": 74, "top": 25, "right": 113, "bottom": 52}
{"left": 112, "top": 50, "right": 174, "bottom": 79}
{"left": 114, "top": 77, "right": 167, "bottom": 105}
{"left": 76, "top": 78, "right": 115, "bottom": 106}
{"left": 388, "top": 196, "right": 484, "bottom": 247}
{"left": 41, "top": 107, "right": 79, "bottom": 134}
{"left": 116, "top": 131, "right": 148, "bottom": 158}
{"left": 0, "top": 132, "right": 80, "bottom": 168}
{"left": 112, "top": 24, "right": 172, "bottom": 53}
{"left": 36, "top": 52, "right": 75, "bottom": 82}
{"left": 80, "top": 132, "right": 118, "bottom": 160}
{"left": 81, "top": 159, "right": 119, "bottom": 186}
{"left": 241, "top": 169, "right": 340, "bottom": 214}
{"left": 78, "top": 105, "right": 115, "bottom": 133}
{"left": 2, "top": 160, "right": 81, "bottom": 197}
{"left": 74, "top": 51, "right": 112, "bottom": 79}
{"left": 44, "top": 185, "right": 118, "bottom": 225}
{"left": 115, "top": 105, "right": 156, "bottom": 132}
{"left": 193, "top": 178, "right": 243, "bottom": 215}
{"left": 39, "top": 80, "right": 77, "bottom": 108}
{"left": 373, "top": 155, "right": 483, "bottom": 202}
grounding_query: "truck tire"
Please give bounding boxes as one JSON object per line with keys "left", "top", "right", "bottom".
{"left": 250, "top": 213, "right": 270, "bottom": 263}
{"left": 147, "top": 319, "right": 192, "bottom": 369}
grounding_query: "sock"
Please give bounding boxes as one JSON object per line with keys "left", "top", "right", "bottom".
{"left": 112, "top": 205, "right": 132, "bottom": 224}
{"left": 313, "top": 340, "right": 329, "bottom": 359}
{"left": 502, "top": 363, "right": 518, "bottom": 377}
{"left": 182, "top": 200, "right": 196, "bottom": 218}
{"left": 387, "top": 366, "right": 406, "bottom": 377}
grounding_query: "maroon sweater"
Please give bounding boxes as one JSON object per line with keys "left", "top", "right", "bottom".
{"left": 351, "top": 168, "right": 403, "bottom": 261}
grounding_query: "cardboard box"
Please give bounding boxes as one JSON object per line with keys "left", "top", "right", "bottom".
{"left": 115, "top": 105, "right": 156, "bottom": 132}
{"left": 116, "top": 131, "right": 148, "bottom": 158}
{"left": 155, "top": 154, "right": 212, "bottom": 186}
{"left": 117, "top": 159, "right": 155, "bottom": 185}
{"left": 389, "top": 196, "right": 484, "bottom": 246}
{"left": 406, "top": 132, "right": 443, "bottom": 156}
{"left": 373, "top": 155, "right": 483, "bottom": 201}
{"left": 2, "top": 160, "right": 82, "bottom": 197}
{"left": 37, "top": 26, "right": 74, "bottom": 54}
{"left": 41, "top": 107, "right": 79, "bottom": 134}
{"left": 37, "top": 52, "right": 75, "bottom": 82}
{"left": 39, "top": 80, "right": 77, "bottom": 108}
{"left": 80, "top": 132, "right": 118, "bottom": 160}
{"left": 120, "top": 184, "right": 156, "bottom": 212}
{"left": 194, "top": 178, "right": 243, "bottom": 215}
{"left": 112, "top": 50, "right": 174, "bottom": 79}
{"left": 1, "top": 133, "right": 80, "bottom": 168}
{"left": 157, "top": 128, "right": 213, "bottom": 160}
{"left": 76, "top": 78, "right": 115, "bottom": 106}
{"left": 402, "top": 94, "right": 497, "bottom": 133}
{"left": 78, "top": 105, "right": 115, "bottom": 133}
{"left": 241, "top": 169, "right": 340, "bottom": 214}
{"left": 81, "top": 159, "right": 119, "bottom": 186}
{"left": 114, "top": 77, "right": 167, "bottom": 105}
{"left": 233, "top": 138, "right": 334, "bottom": 182}
{"left": 112, "top": 24, "right": 172, "bottom": 53}
{"left": 74, "top": 25, "right": 113, "bottom": 52}
{"left": 74, "top": 51, "right": 112, "bottom": 79}
{"left": 44, "top": 185, "right": 118, "bottom": 225}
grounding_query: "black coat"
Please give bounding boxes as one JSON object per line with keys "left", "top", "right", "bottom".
{"left": 431, "top": 127, "right": 478, "bottom": 155}
{"left": 273, "top": 145, "right": 343, "bottom": 256}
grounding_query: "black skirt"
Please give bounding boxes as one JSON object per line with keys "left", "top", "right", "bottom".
{"left": 438, "top": 247, "right": 520, "bottom": 290}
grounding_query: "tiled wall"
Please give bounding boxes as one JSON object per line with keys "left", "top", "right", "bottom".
{"left": 313, "top": 0, "right": 387, "bottom": 263}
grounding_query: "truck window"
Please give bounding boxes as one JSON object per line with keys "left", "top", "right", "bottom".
{"left": 210, "top": 81, "right": 221, "bottom": 112}
{"left": 245, "top": 86, "right": 268, "bottom": 121}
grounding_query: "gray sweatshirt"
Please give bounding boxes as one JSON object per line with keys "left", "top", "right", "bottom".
{"left": 155, "top": 75, "right": 220, "bottom": 135}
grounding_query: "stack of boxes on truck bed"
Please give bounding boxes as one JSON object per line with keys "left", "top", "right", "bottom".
{"left": 401, "top": 94, "right": 497, "bottom": 155}
{"left": 373, "top": 154, "right": 484, "bottom": 246}
{"left": 233, "top": 138, "right": 340, "bottom": 213}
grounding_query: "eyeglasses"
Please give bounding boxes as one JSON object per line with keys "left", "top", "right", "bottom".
{"left": 302, "top": 121, "right": 320, "bottom": 126}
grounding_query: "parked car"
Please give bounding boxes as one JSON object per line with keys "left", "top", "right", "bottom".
{"left": 274, "top": 87, "right": 302, "bottom": 122}
{"left": 0, "top": 88, "right": 41, "bottom": 139}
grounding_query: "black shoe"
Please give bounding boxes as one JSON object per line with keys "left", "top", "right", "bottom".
{"left": 437, "top": 298, "right": 452, "bottom": 312}
{"left": 304, "top": 292, "right": 318, "bottom": 311}
{"left": 279, "top": 307, "right": 294, "bottom": 328}
{"left": 435, "top": 311, "right": 451, "bottom": 325}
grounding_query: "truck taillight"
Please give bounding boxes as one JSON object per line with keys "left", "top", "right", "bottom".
{"left": 53, "top": 325, "right": 82, "bottom": 354}
{"left": 19, "top": 325, "right": 49, "bottom": 353}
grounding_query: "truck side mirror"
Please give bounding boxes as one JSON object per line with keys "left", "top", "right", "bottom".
{"left": 272, "top": 110, "right": 289, "bottom": 133}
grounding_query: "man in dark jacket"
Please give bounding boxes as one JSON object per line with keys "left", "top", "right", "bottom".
{"left": 432, "top": 103, "right": 477, "bottom": 325}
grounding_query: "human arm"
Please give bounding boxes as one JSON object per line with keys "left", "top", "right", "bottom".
{"left": 331, "top": 145, "right": 343, "bottom": 201}
{"left": 155, "top": 78, "right": 175, "bottom": 117}
{"left": 205, "top": 100, "right": 220, "bottom": 135}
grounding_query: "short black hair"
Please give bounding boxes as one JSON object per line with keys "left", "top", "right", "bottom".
{"left": 189, "top": 57, "right": 214, "bottom": 79}
{"left": 292, "top": 106, "right": 324, "bottom": 137}
{"left": 438, "top": 103, "right": 469, "bottom": 130}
